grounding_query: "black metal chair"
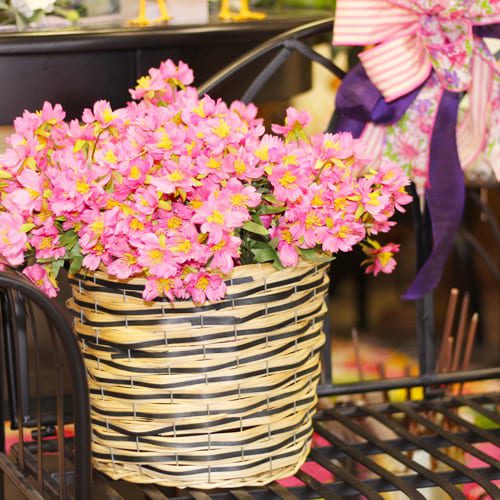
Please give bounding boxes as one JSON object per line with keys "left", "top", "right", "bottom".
{"left": 0, "top": 271, "right": 91, "bottom": 499}
{"left": 1, "top": 17, "right": 499, "bottom": 499}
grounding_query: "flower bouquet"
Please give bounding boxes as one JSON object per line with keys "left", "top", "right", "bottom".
{"left": 0, "top": 59, "right": 411, "bottom": 487}
{"left": 0, "top": 0, "right": 79, "bottom": 30}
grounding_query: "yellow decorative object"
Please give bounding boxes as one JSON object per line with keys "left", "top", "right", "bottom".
{"left": 129, "top": 0, "right": 171, "bottom": 26}
{"left": 219, "top": 0, "right": 266, "bottom": 20}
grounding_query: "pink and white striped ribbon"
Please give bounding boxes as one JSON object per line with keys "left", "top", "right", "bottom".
{"left": 333, "top": 0, "right": 500, "bottom": 181}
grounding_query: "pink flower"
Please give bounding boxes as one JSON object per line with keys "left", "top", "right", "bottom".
{"left": 208, "top": 235, "right": 241, "bottom": 274}
{"left": 82, "top": 100, "right": 121, "bottom": 127}
{"left": 271, "top": 107, "right": 311, "bottom": 136}
{"left": 22, "top": 264, "right": 58, "bottom": 298}
{"left": 107, "top": 253, "right": 142, "bottom": 280}
{"left": 0, "top": 212, "right": 27, "bottom": 266}
{"left": 221, "top": 178, "right": 261, "bottom": 210}
{"left": 270, "top": 225, "right": 299, "bottom": 267}
{"left": 135, "top": 233, "right": 178, "bottom": 278}
{"left": 192, "top": 194, "right": 249, "bottom": 243}
{"left": 268, "top": 165, "right": 306, "bottom": 203}
{"left": 321, "top": 218, "right": 366, "bottom": 254}
{"left": 363, "top": 242, "right": 400, "bottom": 276}
{"left": 185, "top": 271, "right": 226, "bottom": 304}
{"left": 0, "top": 57, "right": 409, "bottom": 303}
{"left": 143, "top": 276, "right": 179, "bottom": 301}
{"left": 30, "top": 226, "right": 66, "bottom": 260}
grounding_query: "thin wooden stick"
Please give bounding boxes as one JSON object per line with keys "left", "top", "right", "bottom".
{"left": 404, "top": 365, "right": 412, "bottom": 401}
{"left": 376, "top": 362, "right": 390, "bottom": 402}
{"left": 459, "top": 313, "right": 479, "bottom": 395}
{"left": 437, "top": 289, "right": 459, "bottom": 371}
{"left": 444, "top": 336, "right": 454, "bottom": 374}
{"left": 451, "top": 292, "right": 470, "bottom": 372}
{"left": 461, "top": 313, "right": 479, "bottom": 370}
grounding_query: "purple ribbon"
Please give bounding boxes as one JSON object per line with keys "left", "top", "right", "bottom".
{"left": 403, "top": 90, "right": 463, "bottom": 299}
{"left": 334, "top": 65, "right": 460, "bottom": 300}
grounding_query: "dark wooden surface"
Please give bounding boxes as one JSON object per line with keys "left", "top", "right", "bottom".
{"left": 0, "top": 11, "right": 329, "bottom": 123}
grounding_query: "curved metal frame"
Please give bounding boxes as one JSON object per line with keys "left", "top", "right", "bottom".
{"left": 198, "top": 17, "right": 343, "bottom": 103}
{"left": 0, "top": 272, "right": 91, "bottom": 500}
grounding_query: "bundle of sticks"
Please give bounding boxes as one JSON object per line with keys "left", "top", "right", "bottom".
{"left": 436, "top": 289, "right": 479, "bottom": 391}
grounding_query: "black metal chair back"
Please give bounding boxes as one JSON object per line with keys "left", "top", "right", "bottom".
{"left": 0, "top": 271, "right": 91, "bottom": 499}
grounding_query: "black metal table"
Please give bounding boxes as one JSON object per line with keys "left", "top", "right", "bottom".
{"left": 0, "top": 9, "right": 326, "bottom": 124}
{"left": 6, "top": 392, "right": 499, "bottom": 499}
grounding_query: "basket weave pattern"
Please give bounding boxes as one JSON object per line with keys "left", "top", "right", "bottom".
{"left": 68, "top": 262, "right": 328, "bottom": 488}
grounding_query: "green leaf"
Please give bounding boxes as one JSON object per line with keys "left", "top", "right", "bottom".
{"left": 262, "top": 193, "right": 279, "bottom": 203}
{"left": 21, "top": 223, "right": 35, "bottom": 233}
{"left": 268, "top": 237, "right": 279, "bottom": 250}
{"left": 242, "top": 220, "right": 268, "bottom": 236}
{"left": 272, "top": 257, "right": 284, "bottom": 271}
{"left": 68, "top": 255, "right": 83, "bottom": 275}
{"left": 69, "top": 241, "right": 81, "bottom": 257}
{"left": 51, "top": 259, "right": 65, "bottom": 279}
{"left": 258, "top": 204, "right": 286, "bottom": 215}
{"left": 299, "top": 248, "right": 335, "bottom": 264}
{"left": 60, "top": 230, "right": 78, "bottom": 248}
{"left": 251, "top": 246, "right": 276, "bottom": 263}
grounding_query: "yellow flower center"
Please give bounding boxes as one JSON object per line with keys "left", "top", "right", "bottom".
{"left": 283, "top": 155, "right": 297, "bottom": 166}
{"left": 157, "top": 129, "right": 173, "bottom": 150}
{"left": 230, "top": 193, "right": 248, "bottom": 207}
{"left": 279, "top": 170, "right": 297, "bottom": 188}
{"left": 39, "top": 236, "right": 53, "bottom": 250}
{"left": 305, "top": 213, "right": 321, "bottom": 230}
{"left": 211, "top": 240, "right": 226, "bottom": 252}
{"left": 76, "top": 180, "right": 90, "bottom": 194}
{"left": 158, "top": 278, "right": 174, "bottom": 292}
{"left": 104, "top": 149, "right": 118, "bottom": 164}
{"left": 136, "top": 76, "right": 151, "bottom": 90}
{"left": 129, "top": 165, "right": 141, "bottom": 180}
{"left": 90, "top": 220, "right": 104, "bottom": 235}
{"left": 167, "top": 216, "right": 182, "bottom": 230}
{"left": 168, "top": 170, "right": 184, "bottom": 182}
{"left": 207, "top": 158, "right": 221, "bottom": 170}
{"left": 148, "top": 248, "right": 163, "bottom": 264}
{"left": 323, "top": 139, "right": 339, "bottom": 150}
{"left": 234, "top": 159, "right": 246, "bottom": 174}
{"left": 130, "top": 219, "right": 144, "bottom": 231}
{"left": 124, "top": 253, "right": 136, "bottom": 265}
{"left": 94, "top": 243, "right": 105, "bottom": 255}
{"left": 282, "top": 230, "right": 293, "bottom": 244}
{"left": 368, "top": 192, "right": 381, "bottom": 206}
{"left": 207, "top": 210, "right": 224, "bottom": 225}
{"left": 173, "top": 239, "right": 192, "bottom": 254}
{"left": 196, "top": 276, "right": 210, "bottom": 290}
{"left": 378, "top": 251, "right": 392, "bottom": 266}
{"left": 337, "top": 225, "right": 349, "bottom": 239}
{"left": 255, "top": 147, "right": 269, "bottom": 162}
{"left": 312, "top": 194, "right": 324, "bottom": 207}
{"left": 103, "top": 108, "right": 115, "bottom": 123}
{"left": 213, "top": 119, "right": 230, "bottom": 138}
{"left": 334, "top": 197, "right": 347, "bottom": 211}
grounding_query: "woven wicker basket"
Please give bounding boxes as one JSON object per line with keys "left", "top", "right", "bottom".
{"left": 67, "top": 261, "right": 329, "bottom": 489}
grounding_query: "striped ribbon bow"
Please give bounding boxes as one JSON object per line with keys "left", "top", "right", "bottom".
{"left": 332, "top": 0, "right": 499, "bottom": 300}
